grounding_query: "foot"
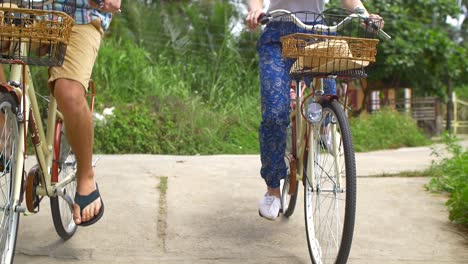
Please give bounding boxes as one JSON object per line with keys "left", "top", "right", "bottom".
{"left": 258, "top": 193, "right": 281, "bottom": 221}
{"left": 73, "top": 175, "right": 103, "bottom": 225}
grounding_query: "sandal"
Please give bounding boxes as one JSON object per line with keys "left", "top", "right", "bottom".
{"left": 74, "top": 184, "right": 105, "bottom": 227}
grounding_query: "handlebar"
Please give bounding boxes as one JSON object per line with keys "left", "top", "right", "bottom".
{"left": 260, "top": 8, "right": 391, "bottom": 40}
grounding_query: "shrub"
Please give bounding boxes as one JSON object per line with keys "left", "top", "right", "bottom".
{"left": 93, "top": 95, "right": 260, "bottom": 154}
{"left": 426, "top": 133, "right": 468, "bottom": 226}
{"left": 350, "top": 108, "right": 430, "bottom": 152}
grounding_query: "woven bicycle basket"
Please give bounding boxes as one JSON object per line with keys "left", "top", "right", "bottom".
{"left": 277, "top": 9, "right": 382, "bottom": 79}
{"left": 0, "top": 1, "right": 75, "bottom": 66}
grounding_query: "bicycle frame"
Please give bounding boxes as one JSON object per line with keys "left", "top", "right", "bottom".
{"left": 3, "top": 42, "right": 75, "bottom": 214}
{"left": 290, "top": 78, "right": 344, "bottom": 192}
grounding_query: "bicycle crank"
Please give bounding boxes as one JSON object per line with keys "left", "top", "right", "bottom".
{"left": 25, "top": 164, "right": 42, "bottom": 213}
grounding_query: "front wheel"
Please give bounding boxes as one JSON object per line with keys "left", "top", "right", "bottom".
{"left": 0, "top": 93, "right": 21, "bottom": 263}
{"left": 304, "top": 100, "right": 356, "bottom": 264}
{"left": 50, "top": 120, "right": 77, "bottom": 240}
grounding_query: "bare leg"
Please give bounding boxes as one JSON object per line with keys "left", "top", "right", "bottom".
{"left": 53, "top": 78, "right": 101, "bottom": 225}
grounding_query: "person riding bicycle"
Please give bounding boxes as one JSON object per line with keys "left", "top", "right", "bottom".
{"left": 246, "top": 0, "right": 384, "bottom": 221}
{"left": 49, "top": 0, "right": 120, "bottom": 226}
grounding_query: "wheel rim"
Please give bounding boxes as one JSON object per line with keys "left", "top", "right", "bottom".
{"left": 280, "top": 176, "right": 291, "bottom": 212}
{"left": 305, "top": 108, "right": 347, "bottom": 264}
{"left": 57, "top": 152, "right": 77, "bottom": 234}
{"left": 51, "top": 123, "right": 77, "bottom": 239}
{"left": 0, "top": 103, "right": 19, "bottom": 262}
{"left": 280, "top": 155, "right": 291, "bottom": 212}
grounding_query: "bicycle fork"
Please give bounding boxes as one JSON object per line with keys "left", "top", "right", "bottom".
{"left": 304, "top": 79, "right": 344, "bottom": 192}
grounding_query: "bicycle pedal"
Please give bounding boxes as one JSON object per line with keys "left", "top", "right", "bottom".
{"left": 14, "top": 206, "right": 26, "bottom": 213}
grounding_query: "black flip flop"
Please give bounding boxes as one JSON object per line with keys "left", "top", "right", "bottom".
{"left": 74, "top": 184, "right": 105, "bottom": 227}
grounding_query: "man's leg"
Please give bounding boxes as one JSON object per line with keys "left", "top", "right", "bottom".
{"left": 53, "top": 78, "right": 101, "bottom": 225}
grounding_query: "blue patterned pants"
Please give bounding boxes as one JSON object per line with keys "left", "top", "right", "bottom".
{"left": 258, "top": 22, "right": 336, "bottom": 188}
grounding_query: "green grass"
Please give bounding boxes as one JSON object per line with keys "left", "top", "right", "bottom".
{"left": 91, "top": 37, "right": 431, "bottom": 154}
{"left": 426, "top": 133, "right": 468, "bottom": 227}
{"left": 366, "top": 170, "right": 431, "bottom": 178}
{"left": 158, "top": 176, "right": 168, "bottom": 195}
{"left": 92, "top": 24, "right": 262, "bottom": 154}
{"left": 89, "top": 5, "right": 431, "bottom": 155}
{"left": 350, "top": 108, "right": 431, "bottom": 152}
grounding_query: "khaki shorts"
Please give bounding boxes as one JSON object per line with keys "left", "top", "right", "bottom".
{"left": 48, "top": 21, "right": 103, "bottom": 91}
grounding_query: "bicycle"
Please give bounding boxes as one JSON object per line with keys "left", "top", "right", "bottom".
{"left": 260, "top": 8, "right": 391, "bottom": 264}
{"left": 0, "top": 1, "right": 96, "bottom": 263}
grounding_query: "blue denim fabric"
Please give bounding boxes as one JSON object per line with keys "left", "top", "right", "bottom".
{"left": 257, "top": 22, "right": 336, "bottom": 188}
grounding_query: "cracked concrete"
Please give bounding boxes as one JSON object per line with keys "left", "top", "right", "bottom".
{"left": 13, "top": 140, "right": 468, "bottom": 263}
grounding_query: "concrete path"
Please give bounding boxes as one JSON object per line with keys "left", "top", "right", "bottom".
{"left": 13, "top": 140, "right": 468, "bottom": 263}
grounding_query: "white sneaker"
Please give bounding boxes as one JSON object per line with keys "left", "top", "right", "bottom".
{"left": 258, "top": 193, "right": 281, "bottom": 221}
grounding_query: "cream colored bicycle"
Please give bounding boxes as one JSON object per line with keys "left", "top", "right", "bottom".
{"left": 260, "top": 8, "right": 390, "bottom": 264}
{"left": 0, "top": 1, "right": 94, "bottom": 263}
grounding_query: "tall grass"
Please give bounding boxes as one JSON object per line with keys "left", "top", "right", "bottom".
{"left": 92, "top": 3, "right": 262, "bottom": 154}
{"left": 91, "top": 1, "right": 430, "bottom": 154}
{"left": 94, "top": 30, "right": 259, "bottom": 154}
{"left": 426, "top": 133, "right": 468, "bottom": 227}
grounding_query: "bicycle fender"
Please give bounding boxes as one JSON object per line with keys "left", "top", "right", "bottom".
{"left": 319, "top": 94, "right": 339, "bottom": 104}
{"left": 0, "top": 83, "right": 22, "bottom": 104}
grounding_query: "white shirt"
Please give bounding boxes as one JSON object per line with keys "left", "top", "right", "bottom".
{"left": 267, "top": 0, "right": 326, "bottom": 13}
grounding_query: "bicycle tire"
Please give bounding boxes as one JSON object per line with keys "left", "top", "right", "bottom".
{"left": 304, "top": 100, "right": 356, "bottom": 264}
{"left": 282, "top": 119, "right": 299, "bottom": 217}
{"left": 50, "top": 120, "right": 77, "bottom": 240}
{"left": 0, "top": 93, "right": 21, "bottom": 264}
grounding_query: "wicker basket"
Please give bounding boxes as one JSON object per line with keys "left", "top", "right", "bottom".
{"left": 276, "top": 10, "right": 382, "bottom": 79}
{"left": 0, "top": 4, "right": 75, "bottom": 66}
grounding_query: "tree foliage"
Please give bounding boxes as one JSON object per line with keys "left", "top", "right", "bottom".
{"left": 327, "top": 0, "right": 467, "bottom": 97}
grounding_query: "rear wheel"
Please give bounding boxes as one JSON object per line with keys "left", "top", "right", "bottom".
{"left": 50, "top": 120, "right": 77, "bottom": 240}
{"left": 280, "top": 156, "right": 298, "bottom": 217}
{"left": 304, "top": 100, "right": 356, "bottom": 264}
{"left": 0, "top": 93, "right": 21, "bottom": 263}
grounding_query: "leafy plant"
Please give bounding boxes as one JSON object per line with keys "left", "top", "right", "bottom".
{"left": 350, "top": 108, "right": 430, "bottom": 152}
{"left": 327, "top": 0, "right": 467, "bottom": 97}
{"left": 426, "top": 133, "right": 468, "bottom": 226}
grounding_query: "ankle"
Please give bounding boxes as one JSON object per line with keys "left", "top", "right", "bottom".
{"left": 76, "top": 170, "right": 95, "bottom": 194}
{"left": 267, "top": 187, "right": 281, "bottom": 198}
{"left": 77, "top": 168, "right": 94, "bottom": 180}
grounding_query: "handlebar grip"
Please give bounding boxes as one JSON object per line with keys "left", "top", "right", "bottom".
{"left": 353, "top": 6, "right": 366, "bottom": 15}
{"left": 259, "top": 14, "right": 270, "bottom": 25}
{"left": 378, "top": 29, "right": 392, "bottom": 39}
{"left": 362, "top": 17, "right": 391, "bottom": 39}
